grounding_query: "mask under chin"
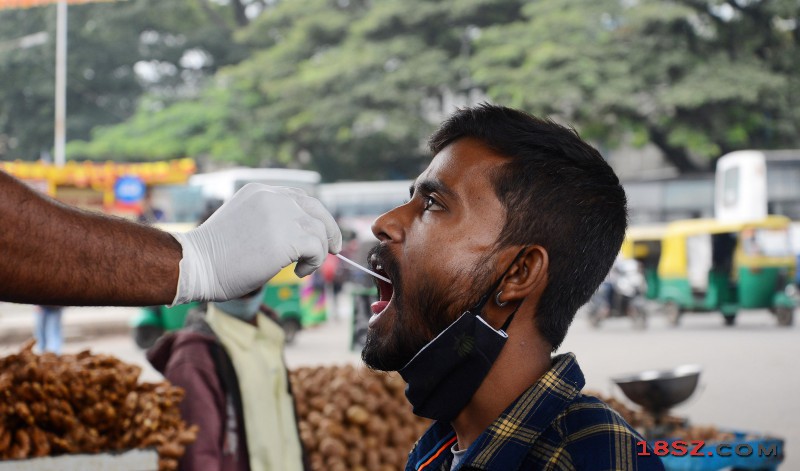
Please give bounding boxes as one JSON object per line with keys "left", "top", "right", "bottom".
{"left": 214, "top": 286, "right": 266, "bottom": 321}
{"left": 398, "top": 311, "right": 509, "bottom": 421}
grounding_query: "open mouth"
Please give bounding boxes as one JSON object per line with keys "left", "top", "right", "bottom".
{"left": 369, "top": 255, "right": 394, "bottom": 327}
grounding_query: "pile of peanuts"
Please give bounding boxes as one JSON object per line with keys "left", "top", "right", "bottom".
{"left": 290, "top": 364, "right": 431, "bottom": 471}
{"left": 0, "top": 341, "right": 196, "bottom": 470}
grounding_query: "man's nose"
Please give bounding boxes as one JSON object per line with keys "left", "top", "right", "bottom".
{"left": 372, "top": 205, "right": 405, "bottom": 243}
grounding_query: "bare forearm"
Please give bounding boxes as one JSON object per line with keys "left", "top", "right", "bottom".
{"left": 0, "top": 171, "right": 180, "bottom": 306}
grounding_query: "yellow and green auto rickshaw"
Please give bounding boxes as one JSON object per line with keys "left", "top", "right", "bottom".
{"left": 656, "top": 215, "right": 796, "bottom": 326}
{"left": 131, "top": 264, "right": 327, "bottom": 349}
{"left": 620, "top": 224, "right": 668, "bottom": 300}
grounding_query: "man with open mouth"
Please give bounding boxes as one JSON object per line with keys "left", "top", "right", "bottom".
{"left": 361, "top": 104, "right": 664, "bottom": 470}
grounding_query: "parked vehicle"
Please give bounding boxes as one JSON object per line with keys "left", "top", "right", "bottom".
{"left": 714, "top": 149, "right": 800, "bottom": 223}
{"left": 656, "top": 216, "right": 796, "bottom": 326}
{"left": 189, "top": 168, "right": 321, "bottom": 202}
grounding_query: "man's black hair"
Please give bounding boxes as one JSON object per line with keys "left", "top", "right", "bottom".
{"left": 429, "top": 103, "right": 628, "bottom": 351}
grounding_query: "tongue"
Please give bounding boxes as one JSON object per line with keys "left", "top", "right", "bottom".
{"left": 371, "top": 301, "right": 389, "bottom": 314}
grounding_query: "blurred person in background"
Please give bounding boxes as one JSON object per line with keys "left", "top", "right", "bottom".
{"left": 137, "top": 187, "right": 166, "bottom": 225}
{"left": 34, "top": 305, "right": 64, "bottom": 354}
{"left": 362, "top": 104, "right": 663, "bottom": 470}
{"left": 0, "top": 170, "right": 341, "bottom": 308}
{"left": 318, "top": 253, "right": 340, "bottom": 320}
{"left": 147, "top": 286, "right": 305, "bottom": 471}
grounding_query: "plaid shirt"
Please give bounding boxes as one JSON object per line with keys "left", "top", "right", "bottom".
{"left": 405, "top": 353, "right": 665, "bottom": 471}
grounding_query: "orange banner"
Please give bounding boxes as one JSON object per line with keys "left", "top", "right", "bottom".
{"left": 0, "top": 0, "right": 120, "bottom": 9}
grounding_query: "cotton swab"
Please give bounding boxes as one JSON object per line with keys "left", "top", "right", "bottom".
{"left": 335, "top": 253, "right": 392, "bottom": 284}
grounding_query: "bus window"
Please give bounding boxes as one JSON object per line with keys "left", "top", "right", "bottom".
{"left": 722, "top": 167, "right": 739, "bottom": 208}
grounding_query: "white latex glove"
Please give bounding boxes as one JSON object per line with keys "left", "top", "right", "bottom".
{"left": 170, "top": 184, "right": 342, "bottom": 305}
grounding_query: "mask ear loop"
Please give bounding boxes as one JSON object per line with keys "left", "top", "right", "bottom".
{"left": 470, "top": 247, "right": 529, "bottom": 321}
{"left": 497, "top": 247, "right": 531, "bottom": 332}
{"left": 500, "top": 298, "right": 524, "bottom": 333}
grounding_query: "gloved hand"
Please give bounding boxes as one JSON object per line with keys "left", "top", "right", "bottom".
{"left": 170, "top": 184, "right": 342, "bottom": 305}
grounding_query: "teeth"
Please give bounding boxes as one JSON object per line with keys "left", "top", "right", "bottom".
{"left": 376, "top": 264, "right": 383, "bottom": 271}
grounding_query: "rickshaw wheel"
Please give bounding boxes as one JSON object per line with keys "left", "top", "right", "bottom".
{"left": 776, "top": 307, "right": 794, "bottom": 327}
{"left": 723, "top": 315, "right": 736, "bottom": 326}
{"left": 664, "top": 302, "right": 681, "bottom": 327}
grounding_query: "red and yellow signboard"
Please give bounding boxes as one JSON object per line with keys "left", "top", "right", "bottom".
{"left": 0, "top": 158, "right": 196, "bottom": 210}
{"left": 0, "top": 0, "right": 119, "bottom": 9}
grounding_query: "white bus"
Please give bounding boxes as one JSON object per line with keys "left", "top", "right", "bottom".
{"left": 189, "top": 168, "right": 322, "bottom": 203}
{"left": 318, "top": 180, "right": 412, "bottom": 261}
{"left": 715, "top": 149, "right": 800, "bottom": 223}
{"left": 318, "top": 179, "right": 412, "bottom": 222}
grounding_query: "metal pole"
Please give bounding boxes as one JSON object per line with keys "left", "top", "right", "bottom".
{"left": 54, "top": 0, "right": 67, "bottom": 167}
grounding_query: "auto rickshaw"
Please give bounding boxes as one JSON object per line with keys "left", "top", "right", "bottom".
{"left": 656, "top": 215, "right": 796, "bottom": 326}
{"left": 620, "top": 224, "right": 668, "bottom": 300}
{"left": 131, "top": 264, "right": 327, "bottom": 348}
{"left": 263, "top": 264, "right": 327, "bottom": 343}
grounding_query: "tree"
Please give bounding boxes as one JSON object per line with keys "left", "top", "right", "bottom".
{"left": 72, "top": 0, "right": 526, "bottom": 180}
{"left": 471, "top": 0, "right": 799, "bottom": 172}
{"left": 63, "top": 0, "right": 799, "bottom": 178}
{"left": 229, "top": 0, "right": 528, "bottom": 180}
{"left": 0, "top": 0, "right": 250, "bottom": 161}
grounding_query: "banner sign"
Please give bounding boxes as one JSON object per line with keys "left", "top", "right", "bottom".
{"left": 0, "top": 158, "right": 197, "bottom": 190}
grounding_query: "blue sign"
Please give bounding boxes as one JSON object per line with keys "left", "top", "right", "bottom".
{"left": 114, "top": 175, "right": 146, "bottom": 203}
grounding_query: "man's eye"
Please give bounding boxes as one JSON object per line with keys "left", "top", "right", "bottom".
{"left": 423, "top": 196, "right": 441, "bottom": 211}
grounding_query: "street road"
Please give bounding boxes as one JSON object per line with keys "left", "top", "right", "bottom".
{"left": 1, "top": 304, "right": 797, "bottom": 468}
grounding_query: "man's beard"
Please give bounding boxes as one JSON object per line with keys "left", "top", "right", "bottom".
{"left": 362, "top": 246, "right": 496, "bottom": 372}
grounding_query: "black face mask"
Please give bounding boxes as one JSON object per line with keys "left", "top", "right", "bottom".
{"left": 398, "top": 249, "right": 526, "bottom": 422}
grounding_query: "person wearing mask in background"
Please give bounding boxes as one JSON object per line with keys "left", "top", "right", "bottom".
{"left": 362, "top": 104, "right": 663, "bottom": 470}
{"left": 147, "top": 286, "right": 304, "bottom": 471}
{"left": 34, "top": 305, "right": 64, "bottom": 354}
{"left": 0, "top": 171, "right": 342, "bottom": 307}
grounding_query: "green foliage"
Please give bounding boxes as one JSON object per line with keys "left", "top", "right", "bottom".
{"left": 214, "top": 0, "right": 528, "bottom": 180}
{"left": 4, "top": 0, "right": 798, "bottom": 178}
{"left": 74, "top": 0, "right": 527, "bottom": 180}
{"left": 472, "top": 0, "right": 799, "bottom": 171}
{"left": 0, "top": 0, "right": 248, "bottom": 161}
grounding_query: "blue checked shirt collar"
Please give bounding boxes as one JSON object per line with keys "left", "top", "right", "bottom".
{"left": 406, "top": 353, "right": 584, "bottom": 471}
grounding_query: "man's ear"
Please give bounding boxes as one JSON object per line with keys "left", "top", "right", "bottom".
{"left": 499, "top": 245, "right": 548, "bottom": 303}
